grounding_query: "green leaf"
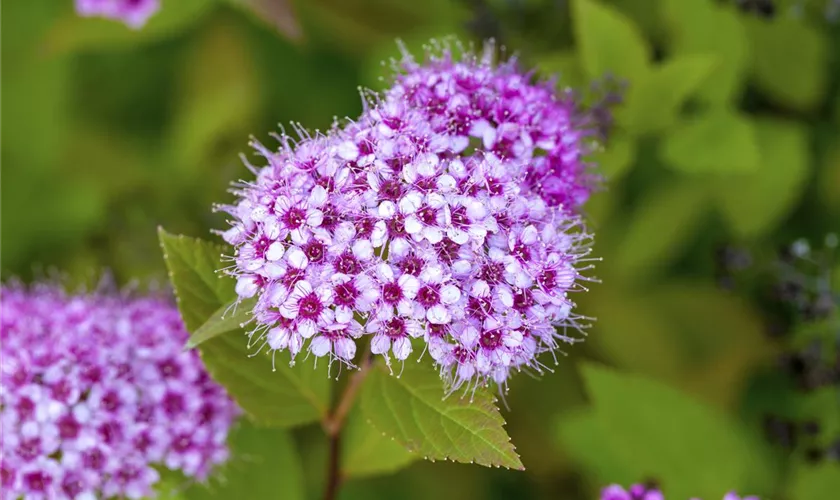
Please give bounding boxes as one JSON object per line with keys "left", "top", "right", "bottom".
{"left": 834, "top": 262, "right": 840, "bottom": 292}
{"left": 619, "top": 54, "right": 717, "bottom": 136}
{"left": 360, "top": 361, "right": 523, "bottom": 470}
{"left": 745, "top": 16, "right": 828, "bottom": 112}
{"left": 713, "top": 118, "right": 811, "bottom": 238}
{"left": 158, "top": 228, "right": 234, "bottom": 331}
{"left": 661, "top": 110, "right": 760, "bottom": 173}
{"left": 610, "top": 180, "right": 708, "bottom": 282}
{"left": 571, "top": 0, "right": 649, "bottom": 81}
{"left": 786, "top": 461, "right": 840, "bottom": 500}
{"left": 588, "top": 289, "right": 686, "bottom": 380}
{"left": 579, "top": 363, "right": 775, "bottom": 499}
{"left": 188, "top": 298, "right": 256, "bottom": 349}
{"left": 44, "top": 0, "right": 219, "bottom": 54}
{"left": 169, "top": 15, "right": 261, "bottom": 177}
{"left": 296, "top": 0, "right": 466, "bottom": 56}
{"left": 534, "top": 51, "right": 587, "bottom": 91}
{"left": 158, "top": 228, "right": 330, "bottom": 427}
{"left": 341, "top": 404, "right": 418, "bottom": 478}
{"left": 818, "top": 144, "right": 840, "bottom": 215}
{"left": 157, "top": 422, "right": 305, "bottom": 500}
{"left": 661, "top": 0, "right": 749, "bottom": 104}
{"left": 223, "top": 0, "right": 302, "bottom": 40}
{"left": 593, "top": 132, "right": 636, "bottom": 181}
{"left": 556, "top": 410, "right": 634, "bottom": 488}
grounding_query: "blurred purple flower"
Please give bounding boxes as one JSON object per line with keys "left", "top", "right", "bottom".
{"left": 601, "top": 484, "right": 760, "bottom": 500}
{"left": 0, "top": 285, "right": 239, "bottom": 499}
{"left": 75, "top": 0, "right": 160, "bottom": 29}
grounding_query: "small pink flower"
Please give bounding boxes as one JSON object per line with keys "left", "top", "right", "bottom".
{"left": 367, "top": 311, "right": 422, "bottom": 362}
{"left": 280, "top": 281, "right": 335, "bottom": 339}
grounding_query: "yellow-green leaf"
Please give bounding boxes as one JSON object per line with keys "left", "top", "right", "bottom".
{"left": 713, "top": 118, "right": 811, "bottom": 238}
{"left": 579, "top": 363, "right": 776, "bottom": 499}
{"left": 660, "top": 0, "right": 749, "bottom": 104}
{"left": 620, "top": 54, "right": 717, "bottom": 135}
{"left": 341, "top": 405, "right": 418, "bottom": 478}
{"left": 745, "top": 16, "right": 828, "bottom": 112}
{"left": 610, "top": 180, "right": 708, "bottom": 282}
{"left": 662, "top": 110, "right": 760, "bottom": 173}
{"left": 572, "top": 0, "right": 649, "bottom": 81}
{"left": 360, "top": 361, "right": 523, "bottom": 469}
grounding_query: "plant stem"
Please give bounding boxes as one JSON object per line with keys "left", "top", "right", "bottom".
{"left": 322, "top": 353, "right": 373, "bottom": 500}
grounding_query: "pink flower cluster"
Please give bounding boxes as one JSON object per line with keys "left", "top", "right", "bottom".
{"left": 218, "top": 42, "right": 596, "bottom": 391}
{"left": 601, "top": 484, "right": 760, "bottom": 500}
{"left": 0, "top": 286, "right": 239, "bottom": 499}
{"left": 75, "top": 0, "right": 159, "bottom": 29}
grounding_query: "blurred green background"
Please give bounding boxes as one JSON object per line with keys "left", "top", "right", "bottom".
{"left": 2, "top": 0, "right": 839, "bottom": 499}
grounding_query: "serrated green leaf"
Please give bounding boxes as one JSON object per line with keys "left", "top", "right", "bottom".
{"left": 158, "top": 228, "right": 330, "bottom": 427}
{"left": 620, "top": 54, "right": 717, "bottom": 135}
{"left": 360, "top": 361, "right": 523, "bottom": 470}
{"left": 579, "top": 363, "right": 776, "bottom": 499}
{"left": 572, "top": 0, "right": 649, "bottom": 81}
{"left": 157, "top": 228, "right": 234, "bottom": 329}
{"left": 610, "top": 180, "right": 708, "bottom": 282}
{"left": 713, "top": 118, "right": 810, "bottom": 238}
{"left": 661, "top": 0, "right": 749, "bottom": 104}
{"left": 44, "top": 0, "right": 219, "bottom": 54}
{"left": 341, "top": 404, "right": 418, "bottom": 478}
{"left": 786, "top": 461, "right": 840, "bottom": 500}
{"left": 661, "top": 110, "right": 760, "bottom": 173}
{"left": 745, "top": 16, "right": 828, "bottom": 112}
{"left": 188, "top": 298, "right": 256, "bottom": 349}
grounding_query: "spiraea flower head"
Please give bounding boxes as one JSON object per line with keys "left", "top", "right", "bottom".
{"left": 0, "top": 285, "right": 239, "bottom": 499}
{"left": 75, "top": 0, "right": 160, "bottom": 29}
{"left": 601, "top": 484, "right": 760, "bottom": 500}
{"left": 217, "top": 40, "right": 598, "bottom": 393}
{"left": 386, "top": 39, "right": 598, "bottom": 210}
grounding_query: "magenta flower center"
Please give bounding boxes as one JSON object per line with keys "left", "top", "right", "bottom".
{"left": 384, "top": 318, "right": 407, "bottom": 338}
{"left": 418, "top": 206, "right": 437, "bottom": 225}
{"left": 450, "top": 206, "right": 469, "bottom": 228}
{"left": 398, "top": 255, "right": 424, "bottom": 275}
{"left": 298, "top": 293, "right": 324, "bottom": 319}
{"left": 479, "top": 262, "right": 504, "bottom": 283}
{"left": 23, "top": 472, "right": 50, "bottom": 492}
{"left": 512, "top": 288, "right": 534, "bottom": 312}
{"left": 334, "top": 282, "right": 359, "bottom": 307}
{"left": 282, "top": 207, "right": 307, "bottom": 229}
{"left": 380, "top": 179, "right": 403, "bottom": 200}
{"left": 304, "top": 240, "right": 326, "bottom": 263}
{"left": 416, "top": 285, "right": 440, "bottom": 307}
{"left": 335, "top": 252, "right": 361, "bottom": 274}
{"left": 480, "top": 329, "right": 503, "bottom": 350}
{"left": 537, "top": 269, "right": 557, "bottom": 289}
{"left": 382, "top": 283, "right": 403, "bottom": 304}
